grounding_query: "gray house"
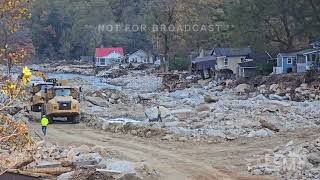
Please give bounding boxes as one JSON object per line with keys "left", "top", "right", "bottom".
{"left": 192, "top": 56, "right": 216, "bottom": 79}
{"left": 274, "top": 42, "right": 320, "bottom": 74}
{"left": 237, "top": 52, "right": 273, "bottom": 78}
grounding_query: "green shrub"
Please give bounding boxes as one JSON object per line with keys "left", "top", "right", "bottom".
{"left": 257, "top": 60, "right": 275, "bottom": 75}
{"left": 169, "top": 56, "right": 190, "bottom": 71}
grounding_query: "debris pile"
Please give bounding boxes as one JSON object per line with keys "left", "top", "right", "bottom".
{"left": 82, "top": 114, "right": 167, "bottom": 139}
{"left": 85, "top": 89, "right": 130, "bottom": 107}
{"left": 256, "top": 83, "right": 320, "bottom": 101}
{"left": 49, "top": 65, "right": 96, "bottom": 76}
{"left": 4, "top": 142, "right": 150, "bottom": 179}
{"left": 97, "top": 66, "right": 128, "bottom": 78}
{"left": 248, "top": 138, "right": 320, "bottom": 179}
{"left": 1, "top": 114, "right": 156, "bottom": 179}
{"left": 0, "top": 114, "right": 36, "bottom": 174}
{"left": 234, "top": 71, "right": 320, "bottom": 101}
{"left": 160, "top": 72, "right": 197, "bottom": 91}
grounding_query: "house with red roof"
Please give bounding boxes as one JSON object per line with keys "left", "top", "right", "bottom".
{"left": 95, "top": 47, "right": 124, "bottom": 67}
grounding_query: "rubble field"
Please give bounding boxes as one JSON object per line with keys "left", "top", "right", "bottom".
{"left": 2, "top": 63, "right": 320, "bottom": 179}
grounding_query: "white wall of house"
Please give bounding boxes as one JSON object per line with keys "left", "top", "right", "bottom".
{"left": 96, "top": 52, "right": 123, "bottom": 66}
{"left": 128, "top": 50, "right": 153, "bottom": 64}
{"left": 216, "top": 56, "right": 252, "bottom": 74}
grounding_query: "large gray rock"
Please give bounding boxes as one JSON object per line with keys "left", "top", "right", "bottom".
{"left": 57, "top": 171, "right": 75, "bottom": 180}
{"left": 259, "top": 120, "right": 280, "bottom": 132}
{"left": 308, "top": 153, "right": 320, "bottom": 165}
{"left": 169, "top": 90, "right": 190, "bottom": 99}
{"left": 195, "top": 105, "right": 210, "bottom": 112}
{"left": 269, "top": 84, "right": 279, "bottom": 92}
{"left": 85, "top": 96, "right": 109, "bottom": 107}
{"left": 198, "top": 111, "right": 210, "bottom": 119}
{"left": 171, "top": 109, "right": 195, "bottom": 121}
{"left": 182, "top": 95, "right": 205, "bottom": 106}
{"left": 269, "top": 94, "right": 289, "bottom": 101}
{"left": 206, "top": 129, "right": 226, "bottom": 138}
{"left": 204, "top": 95, "right": 219, "bottom": 103}
{"left": 247, "top": 129, "right": 274, "bottom": 138}
{"left": 125, "top": 75, "right": 162, "bottom": 92}
{"left": 138, "top": 93, "right": 158, "bottom": 100}
{"left": 257, "top": 85, "right": 268, "bottom": 94}
{"left": 67, "top": 145, "right": 91, "bottom": 161}
{"left": 111, "top": 93, "right": 121, "bottom": 100}
{"left": 105, "top": 160, "right": 136, "bottom": 174}
{"left": 75, "top": 153, "right": 103, "bottom": 165}
{"left": 235, "top": 83, "right": 252, "bottom": 94}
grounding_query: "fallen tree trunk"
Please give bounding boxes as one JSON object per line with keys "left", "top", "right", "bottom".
{"left": 11, "top": 156, "right": 34, "bottom": 169}
{"left": 7, "top": 169, "right": 53, "bottom": 178}
{"left": 27, "top": 167, "right": 73, "bottom": 175}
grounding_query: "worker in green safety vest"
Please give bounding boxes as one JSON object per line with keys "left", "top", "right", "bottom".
{"left": 41, "top": 115, "right": 49, "bottom": 136}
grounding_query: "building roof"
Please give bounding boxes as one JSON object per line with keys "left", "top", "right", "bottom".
{"left": 95, "top": 48, "right": 124, "bottom": 58}
{"left": 279, "top": 48, "right": 320, "bottom": 57}
{"left": 129, "top": 49, "right": 148, "bottom": 57}
{"left": 250, "top": 52, "right": 274, "bottom": 61}
{"left": 192, "top": 56, "right": 216, "bottom": 70}
{"left": 311, "top": 40, "right": 320, "bottom": 46}
{"left": 278, "top": 52, "right": 299, "bottom": 57}
{"left": 212, "top": 47, "right": 252, "bottom": 57}
{"left": 192, "top": 56, "right": 217, "bottom": 63}
{"left": 297, "top": 48, "right": 320, "bottom": 55}
{"left": 238, "top": 61, "right": 258, "bottom": 68}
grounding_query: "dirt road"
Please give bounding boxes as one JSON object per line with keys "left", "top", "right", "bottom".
{"left": 31, "top": 122, "right": 320, "bottom": 180}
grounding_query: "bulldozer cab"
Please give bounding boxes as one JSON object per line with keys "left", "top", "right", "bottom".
{"left": 46, "top": 86, "right": 81, "bottom": 101}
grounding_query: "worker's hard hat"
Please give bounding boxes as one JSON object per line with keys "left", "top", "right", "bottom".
{"left": 42, "top": 115, "right": 46, "bottom": 117}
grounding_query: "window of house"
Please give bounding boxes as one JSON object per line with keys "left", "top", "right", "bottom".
{"left": 312, "top": 54, "right": 316, "bottom": 62}
{"left": 297, "top": 55, "right": 306, "bottom": 64}
{"left": 100, "top": 58, "right": 106, "bottom": 65}
{"left": 287, "top": 58, "right": 292, "bottom": 64}
{"left": 224, "top": 57, "right": 229, "bottom": 66}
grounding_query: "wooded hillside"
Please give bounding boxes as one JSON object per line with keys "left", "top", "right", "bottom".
{"left": 2, "top": 0, "right": 320, "bottom": 62}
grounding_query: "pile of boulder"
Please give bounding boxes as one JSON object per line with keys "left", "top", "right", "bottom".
{"left": 82, "top": 113, "right": 167, "bottom": 139}
{"left": 248, "top": 138, "right": 320, "bottom": 179}
{"left": 106, "top": 74, "right": 163, "bottom": 93}
{"left": 161, "top": 72, "right": 198, "bottom": 92}
{"left": 96, "top": 66, "right": 129, "bottom": 78}
{"left": 85, "top": 89, "right": 130, "bottom": 107}
{"left": 256, "top": 83, "right": 320, "bottom": 101}
{"left": 49, "top": 65, "right": 96, "bottom": 76}
{"left": 3, "top": 141, "right": 155, "bottom": 180}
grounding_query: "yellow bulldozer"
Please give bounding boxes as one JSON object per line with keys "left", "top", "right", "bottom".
{"left": 42, "top": 86, "right": 82, "bottom": 124}
{"left": 30, "top": 82, "right": 55, "bottom": 112}
{"left": 30, "top": 70, "right": 68, "bottom": 112}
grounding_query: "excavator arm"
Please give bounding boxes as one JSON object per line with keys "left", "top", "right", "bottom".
{"left": 31, "top": 69, "right": 68, "bottom": 86}
{"left": 32, "top": 70, "right": 49, "bottom": 82}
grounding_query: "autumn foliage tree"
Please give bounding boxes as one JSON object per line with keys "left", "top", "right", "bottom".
{"left": 0, "top": 0, "right": 34, "bottom": 74}
{"left": 0, "top": 0, "right": 35, "bottom": 175}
